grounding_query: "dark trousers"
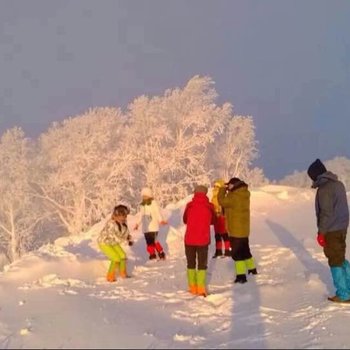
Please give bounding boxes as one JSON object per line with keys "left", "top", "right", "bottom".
{"left": 144, "top": 231, "right": 158, "bottom": 245}
{"left": 229, "top": 237, "right": 253, "bottom": 261}
{"left": 185, "top": 245, "right": 208, "bottom": 270}
{"left": 324, "top": 230, "right": 347, "bottom": 267}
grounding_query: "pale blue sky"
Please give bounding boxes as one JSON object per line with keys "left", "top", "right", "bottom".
{"left": 1, "top": 0, "right": 350, "bottom": 179}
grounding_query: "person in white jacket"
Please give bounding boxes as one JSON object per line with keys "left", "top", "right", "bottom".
{"left": 134, "top": 187, "right": 167, "bottom": 260}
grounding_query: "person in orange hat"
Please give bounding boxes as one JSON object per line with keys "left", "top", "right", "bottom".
{"left": 211, "top": 179, "right": 231, "bottom": 258}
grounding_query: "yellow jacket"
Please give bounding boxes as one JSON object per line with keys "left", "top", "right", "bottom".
{"left": 211, "top": 179, "right": 225, "bottom": 215}
{"left": 217, "top": 184, "right": 250, "bottom": 238}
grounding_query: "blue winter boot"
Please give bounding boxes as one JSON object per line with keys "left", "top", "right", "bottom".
{"left": 330, "top": 266, "right": 350, "bottom": 301}
{"left": 342, "top": 260, "right": 350, "bottom": 290}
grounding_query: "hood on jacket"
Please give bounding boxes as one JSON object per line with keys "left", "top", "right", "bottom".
{"left": 312, "top": 171, "right": 338, "bottom": 188}
{"left": 211, "top": 179, "right": 225, "bottom": 214}
{"left": 214, "top": 179, "right": 225, "bottom": 188}
{"left": 193, "top": 192, "right": 209, "bottom": 201}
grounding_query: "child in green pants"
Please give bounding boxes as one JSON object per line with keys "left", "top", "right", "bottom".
{"left": 98, "top": 205, "right": 133, "bottom": 282}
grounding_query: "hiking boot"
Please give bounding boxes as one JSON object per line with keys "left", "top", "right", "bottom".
{"left": 106, "top": 272, "right": 116, "bottom": 282}
{"left": 158, "top": 251, "right": 166, "bottom": 260}
{"left": 212, "top": 250, "right": 223, "bottom": 258}
{"left": 234, "top": 274, "right": 247, "bottom": 284}
{"left": 119, "top": 271, "right": 132, "bottom": 278}
{"left": 327, "top": 295, "right": 350, "bottom": 303}
{"left": 197, "top": 286, "right": 207, "bottom": 297}
{"left": 149, "top": 254, "right": 157, "bottom": 260}
{"left": 248, "top": 268, "right": 258, "bottom": 275}
{"left": 188, "top": 285, "right": 197, "bottom": 295}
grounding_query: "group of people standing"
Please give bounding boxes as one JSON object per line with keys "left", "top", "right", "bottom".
{"left": 183, "top": 177, "right": 257, "bottom": 297}
{"left": 96, "top": 158, "right": 350, "bottom": 303}
{"left": 97, "top": 177, "right": 258, "bottom": 298}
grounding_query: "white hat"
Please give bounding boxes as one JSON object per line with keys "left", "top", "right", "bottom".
{"left": 141, "top": 187, "right": 153, "bottom": 198}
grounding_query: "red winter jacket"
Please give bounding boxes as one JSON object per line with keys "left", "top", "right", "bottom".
{"left": 183, "top": 192, "right": 216, "bottom": 246}
{"left": 214, "top": 214, "right": 227, "bottom": 234}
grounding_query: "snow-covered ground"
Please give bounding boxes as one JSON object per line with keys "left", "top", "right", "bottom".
{"left": 1, "top": 185, "right": 350, "bottom": 349}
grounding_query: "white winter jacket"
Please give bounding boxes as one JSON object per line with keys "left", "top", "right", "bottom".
{"left": 138, "top": 199, "right": 164, "bottom": 233}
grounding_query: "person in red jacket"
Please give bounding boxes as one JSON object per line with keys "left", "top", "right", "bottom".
{"left": 183, "top": 185, "right": 216, "bottom": 297}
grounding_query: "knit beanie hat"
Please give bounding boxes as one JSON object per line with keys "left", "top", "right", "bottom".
{"left": 141, "top": 187, "right": 153, "bottom": 198}
{"left": 307, "top": 159, "right": 327, "bottom": 182}
{"left": 225, "top": 177, "right": 241, "bottom": 186}
{"left": 194, "top": 185, "right": 208, "bottom": 194}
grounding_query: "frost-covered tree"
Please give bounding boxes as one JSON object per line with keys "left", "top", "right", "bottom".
{"left": 126, "top": 75, "right": 232, "bottom": 203}
{"left": 161, "top": 76, "right": 232, "bottom": 201}
{"left": 0, "top": 128, "right": 42, "bottom": 262}
{"left": 32, "top": 107, "right": 133, "bottom": 235}
{"left": 210, "top": 115, "right": 260, "bottom": 182}
{"left": 0, "top": 75, "right": 267, "bottom": 259}
{"left": 125, "top": 95, "right": 171, "bottom": 204}
{"left": 242, "top": 167, "right": 269, "bottom": 188}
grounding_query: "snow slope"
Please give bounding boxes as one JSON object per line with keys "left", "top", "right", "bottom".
{"left": 1, "top": 185, "right": 350, "bottom": 349}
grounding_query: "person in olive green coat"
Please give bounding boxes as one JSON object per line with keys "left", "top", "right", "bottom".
{"left": 217, "top": 177, "right": 257, "bottom": 283}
